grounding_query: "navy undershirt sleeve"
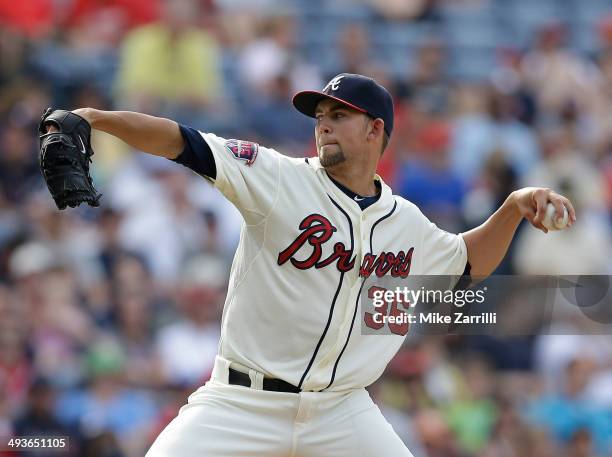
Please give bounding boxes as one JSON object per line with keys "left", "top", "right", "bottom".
{"left": 171, "top": 124, "right": 217, "bottom": 179}
{"left": 462, "top": 260, "right": 471, "bottom": 277}
{"left": 454, "top": 260, "right": 472, "bottom": 290}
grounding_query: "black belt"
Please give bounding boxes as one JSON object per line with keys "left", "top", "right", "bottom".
{"left": 228, "top": 367, "right": 301, "bottom": 394}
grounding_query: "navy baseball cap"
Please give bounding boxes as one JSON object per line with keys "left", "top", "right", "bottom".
{"left": 292, "top": 73, "right": 394, "bottom": 137}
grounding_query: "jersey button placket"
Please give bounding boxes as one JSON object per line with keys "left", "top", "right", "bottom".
{"left": 319, "top": 212, "right": 362, "bottom": 375}
{"left": 359, "top": 217, "right": 369, "bottom": 269}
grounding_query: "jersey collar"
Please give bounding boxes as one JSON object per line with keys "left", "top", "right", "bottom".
{"left": 326, "top": 173, "right": 381, "bottom": 210}
{"left": 306, "top": 156, "right": 395, "bottom": 216}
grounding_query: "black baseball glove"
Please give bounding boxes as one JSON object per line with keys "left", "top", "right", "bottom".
{"left": 38, "top": 108, "right": 101, "bottom": 210}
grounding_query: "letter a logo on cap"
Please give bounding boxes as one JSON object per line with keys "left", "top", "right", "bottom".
{"left": 323, "top": 75, "right": 344, "bottom": 93}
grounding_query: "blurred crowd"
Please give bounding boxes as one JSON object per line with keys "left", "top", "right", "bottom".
{"left": 0, "top": 0, "right": 611, "bottom": 455}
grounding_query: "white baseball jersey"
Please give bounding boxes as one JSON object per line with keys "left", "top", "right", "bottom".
{"left": 190, "top": 132, "right": 467, "bottom": 392}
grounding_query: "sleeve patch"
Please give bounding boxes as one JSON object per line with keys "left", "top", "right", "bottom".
{"left": 224, "top": 139, "right": 259, "bottom": 166}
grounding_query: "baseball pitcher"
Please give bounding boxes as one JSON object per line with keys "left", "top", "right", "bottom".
{"left": 40, "top": 73, "right": 576, "bottom": 456}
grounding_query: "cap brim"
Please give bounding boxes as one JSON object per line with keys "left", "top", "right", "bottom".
{"left": 292, "top": 91, "right": 367, "bottom": 118}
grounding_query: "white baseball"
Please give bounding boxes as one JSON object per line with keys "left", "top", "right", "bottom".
{"left": 542, "top": 202, "right": 569, "bottom": 231}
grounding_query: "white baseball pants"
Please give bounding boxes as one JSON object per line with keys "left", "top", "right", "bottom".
{"left": 146, "top": 356, "right": 414, "bottom": 457}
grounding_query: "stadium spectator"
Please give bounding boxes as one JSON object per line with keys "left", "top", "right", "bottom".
{"left": 55, "top": 338, "right": 157, "bottom": 457}
{"left": 237, "top": 15, "right": 322, "bottom": 102}
{"left": 114, "top": 0, "right": 223, "bottom": 119}
{"left": 155, "top": 255, "right": 226, "bottom": 387}
{"left": 450, "top": 85, "right": 540, "bottom": 183}
{"left": 521, "top": 23, "right": 600, "bottom": 116}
